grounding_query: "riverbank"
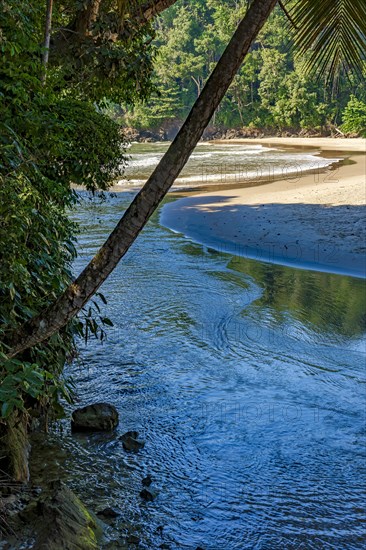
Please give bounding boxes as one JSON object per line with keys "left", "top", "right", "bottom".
{"left": 161, "top": 138, "right": 366, "bottom": 278}
{"left": 213, "top": 136, "right": 366, "bottom": 151}
{"left": 122, "top": 125, "right": 361, "bottom": 143}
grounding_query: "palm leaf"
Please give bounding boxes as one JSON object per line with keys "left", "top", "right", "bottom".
{"left": 286, "top": 0, "right": 366, "bottom": 82}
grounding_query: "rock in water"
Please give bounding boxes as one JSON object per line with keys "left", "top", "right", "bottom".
{"left": 142, "top": 475, "right": 153, "bottom": 487}
{"left": 71, "top": 403, "right": 119, "bottom": 432}
{"left": 127, "top": 534, "right": 140, "bottom": 544}
{"left": 140, "top": 488, "right": 157, "bottom": 502}
{"left": 119, "top": 431, "right": 145, "bottom": 452}
{"left": 96, "top": 506, "right": 120, "bottom": 519}
{"left": 120, "top": 430, "right": 139, "bottom": 440}
{"left": 32, "top": 480, "right": 101, "bottom": 549}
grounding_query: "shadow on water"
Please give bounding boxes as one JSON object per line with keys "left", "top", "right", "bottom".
{"left": 179, "top": 239, "right": 366, "bottom": 340}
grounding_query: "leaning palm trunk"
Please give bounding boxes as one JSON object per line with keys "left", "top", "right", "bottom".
{"left": 8, "top": 0, "right": 278, "bottom": 359}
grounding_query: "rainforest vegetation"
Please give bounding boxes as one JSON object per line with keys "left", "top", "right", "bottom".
{"left": 0, "top": 0, "right": 155, "bottom": 471}
{"left": 124, "top": 0, "right": 366, "bottom": 134}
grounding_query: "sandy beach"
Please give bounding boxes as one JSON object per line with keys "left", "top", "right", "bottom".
{"left": 161, "top": 138, "right": 366, "bottom": 278}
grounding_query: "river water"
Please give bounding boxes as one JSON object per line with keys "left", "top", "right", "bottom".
{"left": 31, "top": 144, "right": 365, "bottom": 549}
{"left": 118, "top": 141, "right": 340, "bottom": 190}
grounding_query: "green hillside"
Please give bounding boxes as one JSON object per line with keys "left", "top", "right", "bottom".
{"left": 124, "top": 0, "right": 366, "bottom": 136}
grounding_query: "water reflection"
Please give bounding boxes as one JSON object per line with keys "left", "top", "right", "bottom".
{"left": 227, "top": 256, "right": 366, "bottom": 338}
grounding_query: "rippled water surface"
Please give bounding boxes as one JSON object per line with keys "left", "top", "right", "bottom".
{"left": 30, "top": 145, "right": 365, "bottom": 549}
{"left": 119, "top": 142, "right": 340, "bottom": 189}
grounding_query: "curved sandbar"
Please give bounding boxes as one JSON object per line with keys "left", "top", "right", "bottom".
{"left": 161, "top": 138, "right": 366, "bottom": 278}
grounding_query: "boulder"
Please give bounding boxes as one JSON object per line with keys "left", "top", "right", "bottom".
{"left": 141, "top": 475, "right": 152, "bottom": 487}
{"left": 33, "top": 480, "right": 101, "bottom": 549}
{"left": 140, "top": 488, "right": 157, "bottom": 502}
{"left": 127, "top": 534, "right": 140, "bottom": 545}
{"left": 71, "top": 403, "right": 119, "bottom": 432}
{"left": 96, "top": 506, "right": 120, "bottom": 519}
{"left": 119, "top": 431, "right": 145, "bottom": 452}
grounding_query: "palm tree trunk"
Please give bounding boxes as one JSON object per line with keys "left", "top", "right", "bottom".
{"left": 8, "top": 0, "right": 278, "bottom": 359}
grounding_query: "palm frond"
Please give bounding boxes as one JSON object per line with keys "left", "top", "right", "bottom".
{"left": 287, "top": 0, "right": 366, "bottom": 82}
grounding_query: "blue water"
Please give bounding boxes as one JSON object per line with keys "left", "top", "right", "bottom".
{"left": 28, "top": 182, "right": 366, "bottom": 549}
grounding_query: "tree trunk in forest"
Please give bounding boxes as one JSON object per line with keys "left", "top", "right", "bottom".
{"left": 41, "top": 0, "right": 54, "bottom": 84}
{"left": 73, "top": 0, "right": 102, "bottom": 36}
{"left": 8, "top": 0, "right": 278, "bottom": 359}
{"left": 53, "top": 0, "right": 179, "bottom": 53}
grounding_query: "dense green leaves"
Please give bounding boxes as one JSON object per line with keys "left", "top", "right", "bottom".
{"left": 126, "top": 1, "right": 366, "bottom": 133}
{"left": 342, "top": 95, "right": 366, "bottom": 136}
{"left": 0, "top": 0, "right": 151, "bottom": 422}
{"left": 48, "top": 0, "right": 156, "bottom": 104}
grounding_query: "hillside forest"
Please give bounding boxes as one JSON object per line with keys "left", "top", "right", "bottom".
{"left": 122, "top": 0, "right": 366, "bottom": 136}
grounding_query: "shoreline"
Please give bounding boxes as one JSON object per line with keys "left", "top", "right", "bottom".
{"left": 160, "top": 138, "right": 366, "bottom": 278}
{"left": 211, "top": 136, "right": 366, "bottom": 152}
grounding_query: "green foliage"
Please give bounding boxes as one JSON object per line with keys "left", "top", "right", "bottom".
{"left": 126, "top": 1, "right": 365, "bottom": 133}
{"left": 0, "top": 0, "right": 150, "bottom": 423}
{"left": 32, "top": 99, "right": 127, "bottom": 191}
{"left": 342, "top": 96, "right": 366, "bottom": 136}
{"left": 49, "top": 1, "right": 156, "bottom": 105}
{"left": 0, "top": 125, "right": 78, "bottom": 419}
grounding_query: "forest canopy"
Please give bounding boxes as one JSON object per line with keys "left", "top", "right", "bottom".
{"left": 125, "top": 0, "right": 366, "bottom": 135}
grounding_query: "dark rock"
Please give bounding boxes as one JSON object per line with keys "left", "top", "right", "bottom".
{"left": 141, "top": 475, "right": 152, "bottom": 487}
{"left": 32, "top": 480, "right": 101, "bottom": 549}
{"left": 159, "top": 545, "right": 171, "bottom": 549}
{"left": 119, "top": 431, "right": 145, "bottom": 452}
{"left": 140, "top": 488, "right": 157, "bottom": 502}
{"left": 71, "top": 403, "right": 119, "bottom": 432}
{"left": 96, "top": 506, "right": 120, "bottom": 519}
{"left": 103, "top": 541, "right": 127, "bottom": 549}
{"left": 127, "top": 534, "right": 140, "bottom": 544}
{"left": 120, "top": 430, "right": 139, "bottom": 440}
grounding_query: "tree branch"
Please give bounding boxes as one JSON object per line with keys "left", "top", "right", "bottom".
{"left": 129, "top": 0, "right": 178, "bottom": 25}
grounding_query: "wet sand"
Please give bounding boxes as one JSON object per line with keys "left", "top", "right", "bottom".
{"left": 161, "top": 138, "right": 366, "bottom": 278}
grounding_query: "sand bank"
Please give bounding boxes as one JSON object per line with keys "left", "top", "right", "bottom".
{"left": 213, "top": 137, "right": 366, "bottom": 152}
{"left": 161, "top": 138, "right": 366, "bottom": 278}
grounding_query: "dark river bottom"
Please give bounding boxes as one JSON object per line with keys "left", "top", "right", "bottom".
{"left": 30, "top": 191, "right": 366, "bottom": 549}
